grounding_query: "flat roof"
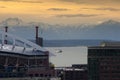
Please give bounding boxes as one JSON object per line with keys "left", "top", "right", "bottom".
{"left": 88, "top": 42, "right": 120, "bottom": 49}
{"left": 88, "top": 46, "right": 120, "bottom": 49}
{"left": 101, "top": 42, "right": 120, "bottom": 47}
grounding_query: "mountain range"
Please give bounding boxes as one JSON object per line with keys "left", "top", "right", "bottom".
{"left": 0, "top": 19, "right": 120, "bottom": 41}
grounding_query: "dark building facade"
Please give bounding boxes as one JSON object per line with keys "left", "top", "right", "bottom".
{"left": 56, "top": 64, "right": 88, "bottom": 80}
{"left": 88, "top": 46, "right": 120, "bottom": 80}
{"left": 64, "top": 69, "right": 87, "bottom": 80}
{"left": 0, "top": 50, "right": 55, "bottom": 78}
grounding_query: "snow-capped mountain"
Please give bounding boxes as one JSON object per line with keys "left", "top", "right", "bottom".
{"left": 0, "top": 18, "right": 120, "bottom": 41}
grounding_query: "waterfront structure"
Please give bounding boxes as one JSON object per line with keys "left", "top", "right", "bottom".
{"left": 88, "top": 43, "right": 120, "bottom": 80}
{"left": 0, "top": 31, "right": 55, "bottom": 78}
{"left": 56, "top": 64, "right": 88, "bottom": 80}
{"left": 72, "top": 64, "right": 87, "bottom": 69}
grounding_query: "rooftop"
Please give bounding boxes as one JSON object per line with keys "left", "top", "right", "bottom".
{"left": 89, "top": 41, "right": 120, "bottom": 49}
{"left": 0, "top": 31, "right": 54, "bottom": 56}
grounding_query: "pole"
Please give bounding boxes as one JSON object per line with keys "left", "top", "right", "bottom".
{"left": 36, "top": 26, "right": 39, "bottom": 44}
{"left": 5, "top": 26, "right": 8, "bottom": 44}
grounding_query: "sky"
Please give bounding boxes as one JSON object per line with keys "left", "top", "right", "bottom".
{"left": 0, "top": 0, "right": 120, "bottom": 25}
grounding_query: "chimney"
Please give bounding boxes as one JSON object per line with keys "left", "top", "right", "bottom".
{"left": 5, "top": 26, "right": 8, "bottom": 32}
{"left": 36, "top": 26, "right": 39, "bottom": 41}
{"left": 35, "top": 26, "right": 43, "bottom": 46}
{"left": 4, "top": 26, "right": 8, "bottom": 44}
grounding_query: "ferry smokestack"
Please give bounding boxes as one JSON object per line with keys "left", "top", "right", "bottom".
{"left": 36, "top": 26, "right": 39, "bottom": 40}
{"left": 5, "top": 26, "right": 8, "bottom": 32}
{"left": 35, "top": 26, "right": 43, "bottom": 46}
{"left": 4, "top": 26, "right": 8, "bottom": 44}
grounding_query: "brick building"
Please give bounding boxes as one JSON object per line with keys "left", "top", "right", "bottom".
{"left": 88, "top": 43, "right": 120, "bottom": 80}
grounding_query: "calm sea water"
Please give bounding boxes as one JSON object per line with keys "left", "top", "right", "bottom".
{"left": 46, "top": 46, "right": 87, "bottom": 67}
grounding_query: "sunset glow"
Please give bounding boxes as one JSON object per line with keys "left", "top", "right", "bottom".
{"left": 0, "top": 0, "right": 120, "bottom": 24}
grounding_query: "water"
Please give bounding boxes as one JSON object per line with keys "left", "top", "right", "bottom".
{"left": 46, "top": 46, "right": 87, "bottom": 67}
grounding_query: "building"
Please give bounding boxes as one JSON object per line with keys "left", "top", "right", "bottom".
{"left": 0, "top": 49, "right": 54, "bottom": 78}
{"left": 0, "top": 31, "right": 55, "bottom": 78}
{"left": 56, "top": 64, "right": 88, "bottom": 80}
{"left": 72, "top": 64, "right": 87, "bottom": 70}
{"left": 88, "top": 43, "right": 120, "bottom": 80}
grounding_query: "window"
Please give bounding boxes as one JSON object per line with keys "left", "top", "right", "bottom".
{"left": 40, "top": 74, "right": 43, "bottom": 77}
{"left": 35, "top": 74, "right": 39, "bottom": 77}
{"left": 29, "top": 74, "right": 33, "bottom": 77}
